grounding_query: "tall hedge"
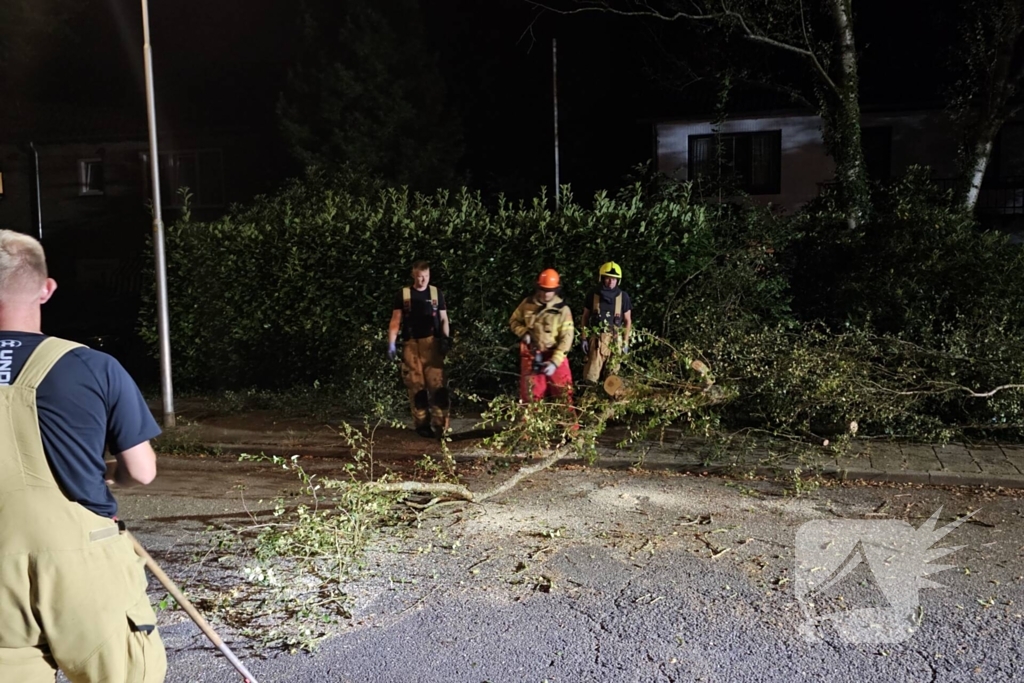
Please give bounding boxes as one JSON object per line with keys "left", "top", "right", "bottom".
{"left": 143, "top": 170, "right": 1024, "bottom": 439}
{"left": 142, "top": 171, "right": 787, "bottom": 394}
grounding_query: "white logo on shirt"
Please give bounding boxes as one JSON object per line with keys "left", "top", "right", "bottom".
{"left": 0, "top": 349, "right": 13, "bottom": 385}
{"left": 0, "top": 339, "right": 23, "bottom": 348}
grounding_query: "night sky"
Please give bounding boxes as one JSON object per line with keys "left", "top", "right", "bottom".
{"left": 5, "top": 0, "right": 956, "bottom": 201}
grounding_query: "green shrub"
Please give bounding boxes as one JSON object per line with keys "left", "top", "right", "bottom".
{"left": 143, "top": 168, "right": 1024, "bottom": 439}
{"left": 142, "top": 170, "right": 750, "bottom": 397}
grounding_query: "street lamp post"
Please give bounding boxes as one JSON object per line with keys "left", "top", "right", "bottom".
{"left": 140, "top": 0, "right": 175, "bottom": 428}
{"left": 552, "top": 38, "right": 560, "bottom": 210}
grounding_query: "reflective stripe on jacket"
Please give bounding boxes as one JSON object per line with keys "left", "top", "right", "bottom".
{"left": 509, "top": 295, "right": 575, "bottom": 367}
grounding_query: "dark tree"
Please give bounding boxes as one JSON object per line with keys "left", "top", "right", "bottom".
{"left": 277, "top": 0, "right": 463, "bottom": 190}
{"left": 948, "top": 0, "right": 1024, "bottom": 210}
{"left": 0, "top": 0, "right": 84, "bottom": 109}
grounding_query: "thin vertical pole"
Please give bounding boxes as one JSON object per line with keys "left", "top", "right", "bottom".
{"left": 552, "top": 38, "right": 560, "bottom": 210}
{"left": 141, "top": 0, "right": 175, "bottom": 428}
{"left": 30, "top": 142, "right": 42, "bottom": 240}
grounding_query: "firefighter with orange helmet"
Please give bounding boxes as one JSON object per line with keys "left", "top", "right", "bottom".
{"left": 509, "top": 268, "right": 575, "bottom": 402}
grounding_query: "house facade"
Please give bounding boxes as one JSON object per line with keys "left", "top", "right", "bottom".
{"left": 0, "top": 105, "right": 282, "bottom": 378}
{"left": 652, "top": 109, "right": 1023, "bottom": 224}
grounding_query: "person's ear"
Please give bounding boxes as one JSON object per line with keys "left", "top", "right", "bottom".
{"left": 39, "top": 278, "right": 58, "bottom": 304}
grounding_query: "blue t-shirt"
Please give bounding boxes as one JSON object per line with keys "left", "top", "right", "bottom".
{"left": 0, "top": 332, "right": 160, "bottom": 517}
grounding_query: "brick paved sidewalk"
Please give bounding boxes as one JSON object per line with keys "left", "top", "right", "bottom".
{"left": 155, "top": 413, "right": 1024, "bottom": 489}
{"left": 597, "top": 435, "right": 1024, "bottom": 488}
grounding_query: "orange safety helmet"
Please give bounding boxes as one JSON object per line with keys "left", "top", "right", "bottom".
{"left": 537, "top": 268, "right": 561, "bottom": 291}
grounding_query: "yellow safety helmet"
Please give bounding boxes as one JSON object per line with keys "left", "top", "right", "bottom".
{"left": 598, "top": 261, "right": 622, "bottom": 282}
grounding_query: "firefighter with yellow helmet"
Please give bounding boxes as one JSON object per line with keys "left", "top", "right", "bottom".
{"left": 580, "top": 261, "right": 633, "bottom": 383}
{"left": 509, "top": 268, "right": 575, "bottom": 402}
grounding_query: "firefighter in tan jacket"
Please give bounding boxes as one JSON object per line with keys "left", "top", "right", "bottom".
{"left": 509, "top": 268, "right": 575, "bottom": 402}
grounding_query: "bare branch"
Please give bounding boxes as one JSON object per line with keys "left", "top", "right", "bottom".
{"left": 476, "top": 448, "right": 566, "bottom": 501}
{"left": 517, "top": 9, "right": 544, "bottom": 52}
{"left": 372, "top": 444, "right": 574, "bottom": 503}
{"left": 526, "top": 0, "right": 723, "bottom": 22}
{"left": 859, "top": 379, "right": 1024, "bottom": 400}
{"left": 963, "top": 384, "right": 1024, "bottom": 399}
{"left": 722, "top": 0, "right": 839, "bottom": 95}
{"left": 531, "top": 0, "right": 839, "bottom": 95}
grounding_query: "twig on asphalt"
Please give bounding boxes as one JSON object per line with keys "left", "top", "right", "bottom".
{"left": 695, "top": 532, "right": 731, "bottom": 558}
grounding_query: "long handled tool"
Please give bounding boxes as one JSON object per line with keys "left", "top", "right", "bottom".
{"left": 128, "top": 533, "right": 261, "bottom": 683}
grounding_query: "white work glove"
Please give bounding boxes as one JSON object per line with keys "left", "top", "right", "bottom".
{"left": 580, "top": 338, "right": 590, "bottom": 355}
{"left": 521, "top": 333, "right": 532, "bottom": 346}
{"left": 542, "top": 361, "right": 558, "bottom": 377}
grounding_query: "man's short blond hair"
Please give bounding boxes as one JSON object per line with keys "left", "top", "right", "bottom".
{"left": 0, "top": 229, "right": 48, "bottom": 299}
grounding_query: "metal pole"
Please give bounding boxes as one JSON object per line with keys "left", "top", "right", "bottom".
{"left": 552, "top": 38, "right": 560, "bottom": 210}
{"left": 141, "top": 0, "right": 175, "bottom": 428}
{"left": 29, "top": 142, "right": 42, "bottom": 240}
{"left": 129, "top": 534, "right": 260, "bottom": 683}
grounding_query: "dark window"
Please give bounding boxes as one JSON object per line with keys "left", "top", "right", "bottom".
{"left": 861, "top": 126, "right": 892, "bottom": 183}
{"left": 994, "top": 123, "right": 1024, "bottom": 180}
{"left": 688, "top": 130, "right": 782, "bottom": 194}
{"left": 78, "top": 159, "right": 105, "bottom": 195}
{"left": 150, "top": 149, "right": 225, "bottom": 208}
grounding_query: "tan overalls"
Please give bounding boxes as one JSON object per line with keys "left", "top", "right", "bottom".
{"left": 399, "top": 286, "right": 449, "bottom": 433}
{"left": 0, "top": 338, "right": 167, "bottom": 683}
{"left": 582, "top": 291, "right": 624, "bottom": 383}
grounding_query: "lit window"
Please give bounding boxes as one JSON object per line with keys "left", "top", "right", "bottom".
{"left": 688, "top": 131, "right": 782, "bottom": 195}
{"left": 78, "top": 159, "right": 105, "bottom": 195}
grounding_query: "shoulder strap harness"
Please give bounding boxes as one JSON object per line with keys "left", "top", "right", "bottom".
{"left": 401, "top": 286, "right": 442, "bottom": 338}
{"left": 592, "top": 292, "right": 623, "bottom": 327}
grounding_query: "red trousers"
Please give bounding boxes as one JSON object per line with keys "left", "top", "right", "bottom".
{"left": 519, "top": 347, "right": 573, "bottom": 403}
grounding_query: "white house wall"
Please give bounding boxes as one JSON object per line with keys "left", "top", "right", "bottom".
{"left": 655, "top": 111, "right": 962, "bottom": 213}
{"left": 655, "top": 115, "right": 831, "bottom": 213}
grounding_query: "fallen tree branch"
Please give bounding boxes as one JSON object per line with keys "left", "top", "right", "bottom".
{"left": 371, "top": 481, "right": 476, "bottom": 501}
{"left": 371, "top": 445, "right": 572, "bottom": 503}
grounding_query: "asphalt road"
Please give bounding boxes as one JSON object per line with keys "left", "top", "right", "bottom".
{"left": 115, "top": 455, "right": 1024, "bottom": 683}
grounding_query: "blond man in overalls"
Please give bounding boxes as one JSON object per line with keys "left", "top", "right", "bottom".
{"left": 0, "top": 229, "right": 166, "bottom": 682}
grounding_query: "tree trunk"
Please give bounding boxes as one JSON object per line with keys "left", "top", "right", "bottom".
{"left": 964, "top": 121, "right": 1001, "bottom": 210}
{"left": 958, "top": 0, "right": 1024, "bottom": 210}
{"left": 825, "top": 0, "right": 869, "bottom": 229}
